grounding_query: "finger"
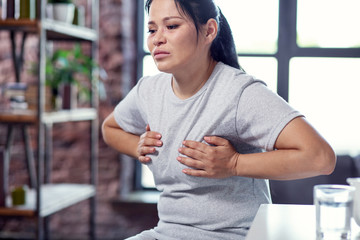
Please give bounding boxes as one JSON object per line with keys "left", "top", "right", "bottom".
{"left": 177, "top": 156, "right": 205, "bottom": 169}
{"left": 139, "top": 146, "right": 156, "bottom": 156}
{"left": 182, "top": 168, "right": 207, "bottom": 177}
{"left": 203, "top": 136, "right": 228, "bottom": 146}
{"left": 146, "top": 124, "right": 151, "bottom": 132}
{"left": 138, "top": 155, "right": 152, "bottom": 164}
{"left": 144, "top": 131, "right": 162, "bottom": 140}
{"left": 182, "top": 140, "right": 208, "bottom": 153}
{"left": 143, "top": 137, "right": 163, "bottom": 147}
{"left": 178, "top": 146, "right": 205, "bottom": 160}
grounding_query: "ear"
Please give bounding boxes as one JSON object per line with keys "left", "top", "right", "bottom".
{"left": 204, "top": 18, "right": 218, "bottom": 43}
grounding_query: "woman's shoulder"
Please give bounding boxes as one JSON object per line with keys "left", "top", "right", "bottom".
{"left": 215, "top": 62, "right": 265, "bottom": 88}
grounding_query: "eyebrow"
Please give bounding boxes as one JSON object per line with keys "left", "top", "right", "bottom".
{"left": 148, "top": 16, "right": 184, "bottom": 25}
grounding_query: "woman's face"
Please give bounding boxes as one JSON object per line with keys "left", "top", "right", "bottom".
{"left": 147, "top": 0, "right": 207, "bottom": 74}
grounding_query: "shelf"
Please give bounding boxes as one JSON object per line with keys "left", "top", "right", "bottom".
{"left": 43, "top": 19, "right": 97, "bottom": 42}
{"left": 0, "top": 109, "right": 37, "bottom": 123}
{"left": 0, "top": 19, "right": 97, "bottom": 42}
{"left": 0, "top": 184, "right": 95, "bottom": 217}
{"left": 0, "top": 108, "right": 97, "bottom": 124}
{"left": 0, "top": 19, "right": 38, "bottom": 32}
{"left": 43, "top": 108, "right": 97, "bottom": 124}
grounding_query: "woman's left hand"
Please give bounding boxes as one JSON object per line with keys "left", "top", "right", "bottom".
{"left": 177, "top": 136, "right": 239, "bottom": 179}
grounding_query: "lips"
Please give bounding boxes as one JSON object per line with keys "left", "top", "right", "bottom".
{"left": 153, "top": 49, "right": 170, "bottom": 59}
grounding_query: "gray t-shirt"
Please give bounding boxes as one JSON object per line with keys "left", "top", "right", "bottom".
{"left": 114, "top": 62, "right": 302, "bottom": 240}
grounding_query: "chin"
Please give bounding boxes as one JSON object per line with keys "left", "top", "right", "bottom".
{"left": 155, "top": 63, "right": 173, "bottom": 73}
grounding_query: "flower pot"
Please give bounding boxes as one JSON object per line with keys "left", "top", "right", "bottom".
{"left": 50, "top": 3, "right": 75, "bottom": 24}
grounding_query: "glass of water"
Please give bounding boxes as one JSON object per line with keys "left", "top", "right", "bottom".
{"left": 314, "top": 184, "right": 355, "bottom": 240}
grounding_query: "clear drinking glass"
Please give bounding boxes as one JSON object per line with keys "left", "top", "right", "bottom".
{"left": 314, "top": 184, "right": 355, "bottom": 240}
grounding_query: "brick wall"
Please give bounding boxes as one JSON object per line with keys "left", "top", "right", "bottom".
{"left": 0, "top": 0, "right": 158, "bottom": 239}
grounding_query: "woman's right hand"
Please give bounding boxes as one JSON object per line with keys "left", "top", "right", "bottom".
{"left": 137, "top": 124, "right": 162, "bottom": 164}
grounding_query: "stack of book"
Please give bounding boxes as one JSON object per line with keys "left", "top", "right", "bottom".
{"left": 1, "top": 0, "right": 36, "bottom": 20}
{"left": 2, "top": 82, "right": 28, "bottom": 110}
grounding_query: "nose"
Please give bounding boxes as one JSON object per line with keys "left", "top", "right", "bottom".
{"left": 153, "top": 30, "right": 166, "bottom": 46}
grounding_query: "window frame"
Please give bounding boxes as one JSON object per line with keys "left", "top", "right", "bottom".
{"left": 133, "top": 0, "right": 360, "bottom": 190}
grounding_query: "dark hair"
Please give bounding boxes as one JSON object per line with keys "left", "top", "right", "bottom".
{"left": 145, "top": 0, "right": 243, "bottom": 70}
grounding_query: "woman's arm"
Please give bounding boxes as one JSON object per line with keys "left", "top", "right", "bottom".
{"left": 102, "top": 112, "right": 163, "bottom": 163}
{"left": 177, "top": 117, "right": 336, "bottom": 180}
{"left": 102, "top": 112, "right": 140, "bottom": 158}
{"left": 235, "top": 116, "right": 336, "bottom": 180}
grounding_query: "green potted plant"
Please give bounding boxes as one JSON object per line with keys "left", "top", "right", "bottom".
{"left": 45, "top": 44, "right": 95, "bottom": 110}
{"left": 47, "top": 0, "right": 75, "bottom": 23}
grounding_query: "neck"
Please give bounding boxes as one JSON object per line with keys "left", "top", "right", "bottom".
{"left": 172, "top": 59, "right": 217, "bottom": 100}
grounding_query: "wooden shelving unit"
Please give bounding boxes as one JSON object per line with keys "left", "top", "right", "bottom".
{"left": 0, "top": 1, "right": 99, "bottom": 239}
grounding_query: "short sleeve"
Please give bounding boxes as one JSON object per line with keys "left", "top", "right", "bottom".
{"left": 113, "top": 81, "right": 148, "bottom": 136}
{"left": 236, "top": 82, "right": 303, "bottom": 151}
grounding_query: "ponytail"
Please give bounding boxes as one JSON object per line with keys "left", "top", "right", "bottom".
{"left": 211, "top": 9, "right": 242, "bottom": 70}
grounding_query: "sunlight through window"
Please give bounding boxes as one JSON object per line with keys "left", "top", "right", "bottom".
{"left": 216, "top": 0, "right": 279, "bottom": 54}
{"left": 297, "top": 0, "right": 360, "bottom": 48}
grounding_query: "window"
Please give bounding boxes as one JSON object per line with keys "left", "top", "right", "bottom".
{"left": 291, "top": 0, "right": 360, "bottom": 155}
{"left": 216, "top": 0, "right": 279, "bottom": 54}
{"left": 289, "top": 57, "right": 360, "bottom": 155}
{"left": 297, "top": 0, "right": 360, "bottom": 48}
{"left": 136, "top": 0, "right": 360, "bottom": 189}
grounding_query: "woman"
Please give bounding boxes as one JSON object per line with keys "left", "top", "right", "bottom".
{"left": 102, "top": 0, "right": 336, "bottom": 239}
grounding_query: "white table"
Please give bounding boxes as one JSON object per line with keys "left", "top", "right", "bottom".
{"left": 246, "top": 204, "right": 360, "bottom": 240}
